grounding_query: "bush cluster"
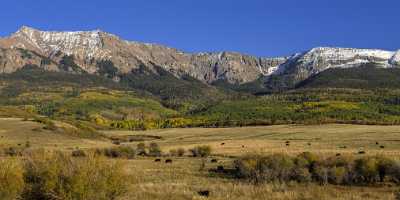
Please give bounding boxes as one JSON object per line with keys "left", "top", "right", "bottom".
{"left": 189, "top": 145, "right": 212, "bottom": 157}
{"left": 234, "top": 152, "right": 400, "bottom": 185}
{"left": 169, "top": 148, "right": 186, "bottom": 157}
{"left": 0, "top": 151, "right": 129, "bottom": 200}
{"left": 148, "top": 142, "right": 162, "bottom": 157}
{"left": 95, "top": 142, "right": 164, "bottom": 158}
{"left": 71, "top": 149, "right": 86, "bottom": 157}
{"left": 97, "top": 146, "right": 136, "bottom": 159}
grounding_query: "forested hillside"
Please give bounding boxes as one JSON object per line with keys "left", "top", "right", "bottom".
{"left": 2, "top": 63, "right": 400, "bottom": 133}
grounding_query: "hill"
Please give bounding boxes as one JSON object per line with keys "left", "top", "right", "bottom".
{"left": 296, "top": 63, "right": 400, "bottom": 89}
{"left": 1, "top": 27, "right": 400, "bottom": 130}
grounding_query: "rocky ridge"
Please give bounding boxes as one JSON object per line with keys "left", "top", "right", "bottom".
{"left": 0, "top": 26, "right": 398, "bottom": 86}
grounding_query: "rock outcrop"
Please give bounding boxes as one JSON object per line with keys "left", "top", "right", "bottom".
{"left": 0, "top": 26, "right": 398, "bottom": 87}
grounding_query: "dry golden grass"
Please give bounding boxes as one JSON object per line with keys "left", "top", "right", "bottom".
{"left": 121, "top": 157, "right": 397, "bottom": 200}
{"left": 0, "top": 118, "right": 110, "bottom": 150}
{"left": 2, "top": 119, "right": 400, "bottom": 199}
{"left": 104, "top": 124, "right": 400, "bottom": 157}
{"left": 104, "top": 124, "right": 400, "bottom": 199}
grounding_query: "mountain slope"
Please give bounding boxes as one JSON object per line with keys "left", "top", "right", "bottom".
{"left": 0, "top": 26, "right": 284, "bottom": 85}
{"left": 263, "top": 47, "right": 400, "bottom": 90}
{"left": 296, "top": 63, "right": 400, "bottom": 89}
{"left": 0, "top": 26, "right": 399, "bottom": 95}
{"left": 2, "top": 27, "right": 400, "bottom": 129}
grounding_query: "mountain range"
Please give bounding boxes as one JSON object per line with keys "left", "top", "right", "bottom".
{"left": 2, "top": 26, "right": 400, "bottom": 128}
{"left": 1, "top": 26, "right": 399, "bottom": 92}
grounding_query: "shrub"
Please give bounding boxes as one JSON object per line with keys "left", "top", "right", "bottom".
{"left": 22, "top": 152, "right": 129, "bottom": 200}
{"left": 262, "top": 154, "right": 295, "bottom": 182}
{"left": 0, "top": 158, "right": 25, "bottom": 200}
{"left": 177, "top": 148, "right": 185, "bottom": 156}
{"left": 169, "top": 149, "right": 178, "bottom": 156}
{"left": 25, "top": 141, "right": 31, "bottom": 148}
{"left": 234, "top": 155, "right": 259, "bottom": 181}
{"left": 353, "top": 157, "right": 379, "bottom": 183}
{"left": 234, "top": 154, "right": 295, "bottom": 183}
{"left": 314, "top": 165, "right": 329, "bottom": 185}
{"left": 136, "top": 142, "right": 146, "bottom": 156}
{"left": 294, "top": 152, "right": 320, "bottom": 175}
{"left": 328, "top": 166, "right": 347, "bottom": 185}
{"left": 233, "top": 153, "right": 400, "bottom": 186}
{"left": 189, "top": 145, "right": 212, "bottom": 157}
{"left": 103, "top": 146, "right": 136, "bottom": 159}
{"left": 169, "top": 148, "right": 185, "bottom": 157}
{"left": 149, "top": 142, "right": 162, "bottom": 157}
{"left": 376, "top": 157, "right": 400, "bottom": 182}
{"left": 234, "top": 153, "right": 400, "bottom": 185}
{"left": 71, "top": 149, "right": 86, "bottom": 157}
{"left": 292, "top": 167, "right": 312, "bottom": 183}
{"left": 296, "top": 152, "right": 320, "bottom": 168}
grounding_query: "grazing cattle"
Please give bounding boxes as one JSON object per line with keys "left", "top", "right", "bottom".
{"left": 198, "top": 190, "right": 210, "bottom": 197}
{"left": 358, "top": 151, "right": 366, "bottom": 154}
{"left": 221, "top": 143, "right": 225, "bottom": 146}
{"left": 286, "top": 143, "right": 290, "bottom": 146}
{"left": 217, "top": 165, "right": 224, "bottom": 172}
{"left": 242, "top": 145, "right": 245, "bottom": 148}
{"left": 154, "top": 159, "right": 161, "bottom": 162}
{"left": 380, "top": 145, "right": 385, "bottom": 149}
{"left": 376, "top": 142, "right": 379, "bottom": 145}
{"left": 307, "top": 143, "right": 311, "bottom": 146}
{"left": 336, "top": 153, "right": 341, "bottom": 157}
{"left": 165, "top": 159, "right": 173, "bottom": 163}
{"left": 211, "top": 159, "right": 218, "bottom": 163}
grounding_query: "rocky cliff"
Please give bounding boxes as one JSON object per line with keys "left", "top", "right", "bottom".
{"left": 0, "top": 26, "right": 398, "bottom": 87}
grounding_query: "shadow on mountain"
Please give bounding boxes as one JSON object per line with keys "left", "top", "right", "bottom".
{"left": 296, "top": 63, "right": 400, "bottom": 89}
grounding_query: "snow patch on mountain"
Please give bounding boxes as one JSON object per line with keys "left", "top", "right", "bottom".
{"left": 301, "top": 47, "right": 393, "bottom": 67}
{"left": 390, "top": 50, "right": 400, "bottom": 65}
{"left": 270, "top": 47, "right": 397, "bottom": 76}
{"left": 2, "top": 26, "right": 400, "bottom": 85}
{"left": 12, "top": 26, "right": 110, "bottom": 58}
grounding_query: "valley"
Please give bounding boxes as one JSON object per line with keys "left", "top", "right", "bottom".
{"left": 3, "top": 117, "right": 400, "bottom": 156}
{"left": 1, "top": 26, "right": 400, "bottom": 200}
{"left": 1, "top": 118, "right": 400, "bottom": 199}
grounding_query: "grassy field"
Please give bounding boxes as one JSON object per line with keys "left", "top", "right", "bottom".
{"left": 1, "top": 118, "right": 400, "bottom": 199}
{"left": 121, "top": 158, "right": 396, "bottom": 200}
{"left": 0, "top": 118, "right": 110, "bottom": 149}
{"left": 109, "top": 124, "right": 400, "bottom": 199}
{"left": 104, "top": 124, "right": 400, "bottom": 157}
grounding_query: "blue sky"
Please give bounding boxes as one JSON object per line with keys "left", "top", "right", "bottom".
{"left": 0, "top": 0, "right": 398, "bottom": 57}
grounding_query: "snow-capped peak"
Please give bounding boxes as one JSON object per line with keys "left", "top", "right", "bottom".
{"left": 304, "top": 47, "right": 394, "bottom": 61}
{"left": 12, "top": 26, "right": 109, "bottom": 58}
{"left": 267, "top": 47, "right": 398, "bottom": 77}
{"left": 15, "top": 26, "right": 39, "bottom": 34}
